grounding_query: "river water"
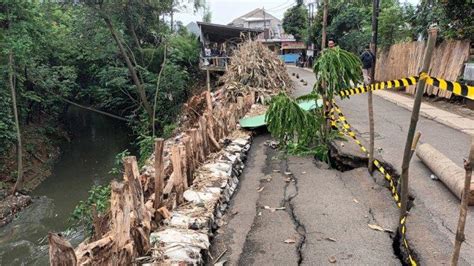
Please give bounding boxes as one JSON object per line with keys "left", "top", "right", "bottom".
{"left": 0, "top": 107, "right": 133, "bottom": 265}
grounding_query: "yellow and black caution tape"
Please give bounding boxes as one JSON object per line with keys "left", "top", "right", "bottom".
{"left": 338, "top": 72, "right": 474, "bottom": 100}
{"left": 329, "top": 101, "right": 417, "bottom": 266}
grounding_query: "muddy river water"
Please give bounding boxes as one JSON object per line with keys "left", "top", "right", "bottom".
{"left": 0, "top": 107, "right": 132, "bottom": 265}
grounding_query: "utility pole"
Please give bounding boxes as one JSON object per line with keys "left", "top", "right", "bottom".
{"left": 368, "top": 0, "right": 380, "bottom": 173}
{"left": 263, "top": 6, "right": 267, "bottom": 42}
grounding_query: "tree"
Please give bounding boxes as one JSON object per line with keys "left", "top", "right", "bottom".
{"left": 282, "top": 3, "right": 308, "bottom": 41}
{"left": 202, "top": 4, "right": 211, "bottom": 23}
{"left": 8, "top": 53, "right": 23, "bottom": 194}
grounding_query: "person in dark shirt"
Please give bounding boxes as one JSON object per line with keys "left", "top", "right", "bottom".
{"left": 360, "top": 45, "right": 375, "bottom": 85}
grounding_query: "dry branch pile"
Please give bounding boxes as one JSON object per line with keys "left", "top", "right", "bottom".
{"left": 221, "top": 41, "right": 293, "bottom": 103}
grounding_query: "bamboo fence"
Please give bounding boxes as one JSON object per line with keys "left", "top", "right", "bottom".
{"left": 375, "top": 40, "right": 470, "bottom": 99}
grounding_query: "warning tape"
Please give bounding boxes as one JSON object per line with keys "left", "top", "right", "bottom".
{"left": 329, "top": 101, "right": 417, "bottom": 266}
{"left": 338, "top": 73, "right": 474, "bottom": 100}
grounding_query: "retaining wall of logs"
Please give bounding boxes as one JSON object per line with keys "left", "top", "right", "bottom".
{"left": 49, "top": 91, "right": 255, "bottom": 265}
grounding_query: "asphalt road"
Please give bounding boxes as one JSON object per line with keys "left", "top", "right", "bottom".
{"left": 288, "top": 66, "right": 474, "bottom": 265}
{"left": 211, "top": 65, "right": 446, "bottom": 265}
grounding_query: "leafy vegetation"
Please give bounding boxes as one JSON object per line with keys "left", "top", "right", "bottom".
{"left": 0, "top": 1, "right": 204, "bottom": 191}
{"left": 70, "top": 184, "right": 111, "bottom": 236}
{"left": 282, "top": 1, "right": 308, "bottom": 42}
{"left": 307, "top": 0, "right": 472, "bottom": 53}
{"left": 313, "top": 47, "right": 363, "bottom": 99}
{"left": 266, "top": 47, "right": 362, "bottom": 162}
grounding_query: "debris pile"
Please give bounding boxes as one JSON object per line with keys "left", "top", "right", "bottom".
{"left": 150, "top": 131, "right": 251, "bottom": 264}
{"left": 221, "top": 41, "right": 293, "bottom": 103}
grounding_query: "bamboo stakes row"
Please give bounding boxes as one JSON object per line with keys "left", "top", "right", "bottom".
{"left": 49, "top": 91, "right": 255, "bottom": 265}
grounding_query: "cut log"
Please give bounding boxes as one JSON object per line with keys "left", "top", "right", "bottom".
{"left": 48, "top": 233, "right": 77, "bottom": 266}
{"left": 417, "top": 143, "right": 474, "bottom": 205}
{"left": 75, "top": 235, "right": 114, "bottom": 265}
{"left": 171, "top": 146, "right": 184, "bottom": 204}
{"left": 154, "top": 138, "right": 164, "bottom": 211}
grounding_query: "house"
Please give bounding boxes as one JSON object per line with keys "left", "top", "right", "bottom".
{"left": 187, "top": 21, "right": 262, "bottom": 72}
{"left": 228, "top": 8, "right": 303, "bottom": 63}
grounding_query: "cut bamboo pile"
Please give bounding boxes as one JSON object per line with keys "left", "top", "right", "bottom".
{"left": 375, "top": 40, "right": 470, "bottom": 99}
{"left": 49, "top": 92, "right": 255, "bottom": 265}
{"left": 221, "top": 40, "right": 293, "bottom": 103}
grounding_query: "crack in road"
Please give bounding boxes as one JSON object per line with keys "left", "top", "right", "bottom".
{"left": 282, "top": 158, "right": 307, "bottom": 265}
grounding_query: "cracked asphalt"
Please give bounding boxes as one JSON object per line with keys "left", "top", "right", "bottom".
{"left": 210, "top": 133, "right": 400, "bottom": 265}
{"left": 209, "top": 66, "right": 420, "bottom": 265}
{"left": 288, "top": 66, "right": 474, "bottom": 264}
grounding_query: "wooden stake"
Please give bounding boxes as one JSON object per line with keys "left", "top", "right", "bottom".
{"left": 206, "top": 70, "right": 213, "bottom": 111}
{"left": 183, "top": 135, "right": 194, "bottom": 186}
{"left": 179, "top": 145, "right": 188, "bottom": 189}
{"left": 171, "top": 146, "right": 184, "bottom": 204}
{"left": 154, "top": 138, "right": 164, "bottom": 211}
{"left": 48, "top": 233, "right": 77, "bottom": 266}
{"left": 451, "top": 136, "right": 474, "bottom": 266}
{"left": 400, "top": 26, "right": 438, "bottom": 222}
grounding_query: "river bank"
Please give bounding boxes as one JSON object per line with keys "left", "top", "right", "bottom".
{"left": 0, "top": 107, "right": 133, "bottom": 265}
{"left": 0, "top": 122, "right": 66, "bottom": 227}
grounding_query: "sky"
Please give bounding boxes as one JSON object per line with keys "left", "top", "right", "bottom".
{"left": 175, "top": 0, "right": 421, "bottom": 26}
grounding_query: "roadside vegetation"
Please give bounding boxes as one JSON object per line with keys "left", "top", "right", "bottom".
{"left": 283, "top": 0, "right": 473, "bottom": 54}
{"left": 266, "top": 47, "right": 362, "bottom": 161}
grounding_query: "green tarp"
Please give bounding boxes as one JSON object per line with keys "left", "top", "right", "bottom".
{"left": 239, "top": 99, "right": 323, "bottom": 128}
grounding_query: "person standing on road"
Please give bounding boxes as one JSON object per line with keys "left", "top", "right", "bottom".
{"left": 360, "top": 45, "right": 375, "bottom": 85}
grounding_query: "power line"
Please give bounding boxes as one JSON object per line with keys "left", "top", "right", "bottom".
{"left": 266, "top": 0, "right": 292, "bottom": 11}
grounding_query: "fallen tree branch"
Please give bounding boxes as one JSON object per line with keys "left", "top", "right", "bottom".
{"left": 59, "top": 97, "right": 129, "bottom": 122}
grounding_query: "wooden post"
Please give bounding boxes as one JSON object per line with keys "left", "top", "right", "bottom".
{"left": 451, "top": 136, "right": 474, "bottom": 266}
{"left": 154, "top": 138, "right": 164, "bottom": 211}
{"left": 123, "top": 156, "right": 145, "bottom": 222}
{"left": 368, "top": 0, "right": 380, "bottom": 174}
{"left": 206, "top": 70, "right": 213, "bottom": 111}
{"left": 179, "top": 145, "right": 188, "bottom": 189}
{"left": 48, "top": 233, "right": 77, "bottom": 266}
{"left": 171, "top": 145, "right": 184, "bottom": 204}
{"left": 110, "top": 181, "right": 132, "bottom": 260}
{"left": 183, "top": 135, "right": 194, "bottom": 186}
{"left": 399, "top": 26, "right": 437, "bottom": 222}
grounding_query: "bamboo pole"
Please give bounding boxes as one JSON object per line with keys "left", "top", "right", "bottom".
{"left": 399, "top": 26, "right": 438, "bottom": 222}
{"left": 368, "top": 0, "right": 380, "bottom": 173}
{"left": 451, "top": 136, "right": 474, "bottom": 266}
{"left": 154, "top": 138, "right": 164, "bottom": 212}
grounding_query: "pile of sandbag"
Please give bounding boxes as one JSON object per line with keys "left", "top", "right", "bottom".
{"left": 149, "top": 131, "right": 252, "bottom": 264}
{"left": 221, "top": 41, "right": 293, "bottom": 103}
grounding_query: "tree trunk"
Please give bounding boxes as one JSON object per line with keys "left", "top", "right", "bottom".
{"left": 321, "top": 0, "right": 328, "bottom": 49}
{"left": 102, "top": 15, "right": 153, "bottom": 119}
{"left": 9, "top": 53, "right": 23, "bottom": 194}
{"left": 153, "top": 46, "right": 167, "bottom": 137}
